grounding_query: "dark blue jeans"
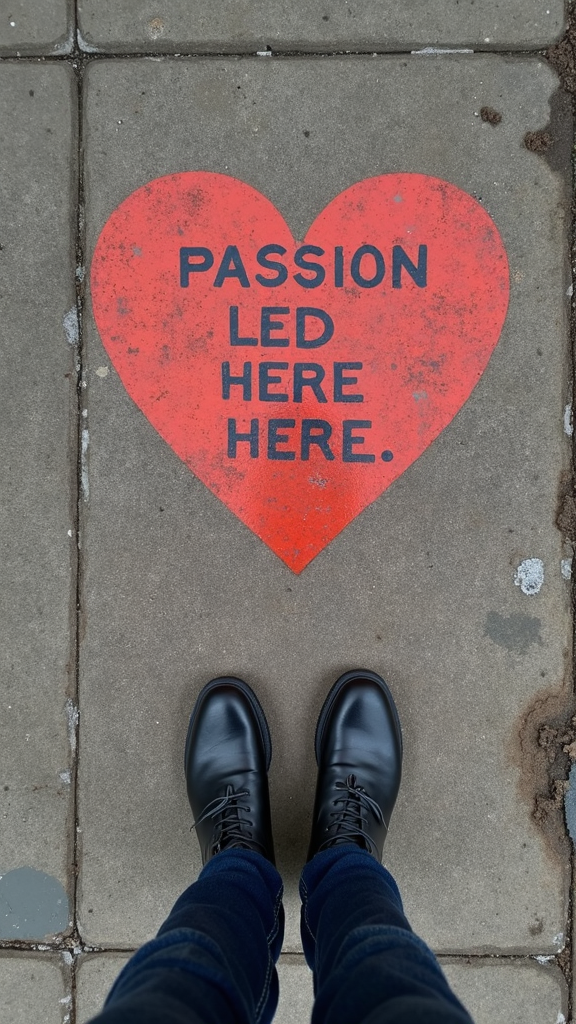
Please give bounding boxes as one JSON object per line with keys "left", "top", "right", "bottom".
{"left": 90, "top": 845, "right": 473, "bottom": 1024}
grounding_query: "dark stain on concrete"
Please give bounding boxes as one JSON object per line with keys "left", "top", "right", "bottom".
{"left": 522, "top": 87, "right": 573, "bottom": 176}
{"left": 484, "top": 611, "right": 543, "bottom": 654}
{"left": 0, "top": 868, "right": 69, "bottom": 939}
{"left": 509, "top": 687, "right": 576, "bottom": 864}
{"left": 557, "top": 471, "right": 576, "bottom": 542}
{"left": 480, "top": 106, "right": 502, "bottom": 125}
{"left": 548, "top": 5, "right": 576, "bottom": 95}
{"left": 524, "top": 129, "right": 552, "bottom": 153}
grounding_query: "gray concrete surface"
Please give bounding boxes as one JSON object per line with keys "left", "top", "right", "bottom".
{"left": 443, "top": 959, "right": 569, "bottom": 1024}
{"left": 1, "top": 7, "right": 574, "bottom": 1024}
{"left": 76, "top": 0, "right": 566, "bottom": 53}
{"left": 76, "top": 954, "right": 318, "bottom": 1023}
{"left": 0, "top": 62, "right": 76, "bottom": 935}
{"left": 0, "top": 1, "right": 72, "bottom": 55}
{"left": 77, "top": 953, "right": 129, "bottom": 1022}
{"left": 0, "top": 953, "right": 68, "bottom": 1024}
{"left": 79, "top": 54, "right": 571, "bottom": 955}
{"left": 77, "top": 952, "right": 568, "bottom": 1024}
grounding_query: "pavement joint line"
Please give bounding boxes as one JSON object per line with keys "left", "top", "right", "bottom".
{"left": 0, "top": 47, "right": 558, "bottom": 63}
{"left": 0, "top": 939, "right": 568, "bottom": 960}
{"left": 69, "top": 40, "right": 86, "bottom": 1024}
{"left": 567, "top": 103, "right": 575, "bottom": 1024}
{"left": 555, "top": 5, "right": 576, "bottom": 1015}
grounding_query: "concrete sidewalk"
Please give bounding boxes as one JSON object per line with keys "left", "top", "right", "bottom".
{"left": 0, "top": 3, "right": 574, "bottom": 1022}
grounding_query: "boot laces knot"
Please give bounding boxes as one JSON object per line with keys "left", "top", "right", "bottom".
{"left": 192, "top": 785, "right": 267, "bottom": 856}
{"left": 321, "top": 773, "right": 385, "bottom": 855}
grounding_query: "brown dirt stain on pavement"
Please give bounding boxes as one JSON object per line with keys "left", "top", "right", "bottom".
{"left": 508, "top": 685, "right": 576, "bottom": 863}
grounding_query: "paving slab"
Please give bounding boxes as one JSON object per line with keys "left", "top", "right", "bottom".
{"left": 0, "top": 952, "right": 69, "bottom": 1024}
{"left": 275, "top": 957, "right": 569, "bottom": 1024}
{"left": 443, "top": 958, "right": 568, "bottom": 1024}
{"left": 76, "top": 0, "right": 565, "bottom": 54}
{"left": 80, "top": 54, "right": 571, "bottom": 954}
{"left": 274, "top": 957, "right": 315, "bottom": 1024}
{"left": 283, "top": 958, "right": 569, "bottom": 1024}
{"left": 77, "top": 953, "right": 130, "bottom": 1023}
{"left": 0, "top": 63, "right": 76, "bottom": 936}
{"left": 0, "top": 1, "right": 72, "bottom": 55}
{"left": 274, "top": 957, "right": 569, "bottom": 1023}
{"left": 77, "top": 953, "right": 317, "bottom": 1023}
{"left": 76, "top": 952, "right": 568, "bottom": 1023}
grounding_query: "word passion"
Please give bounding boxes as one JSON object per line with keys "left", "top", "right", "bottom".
{"left": 179, "top": 242, "right": 428, "bottom": 290}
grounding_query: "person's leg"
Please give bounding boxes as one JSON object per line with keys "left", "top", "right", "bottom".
{"left": 302, "top": 669, "right": 474, "bottom": 1024}
{"left": 300, "top": 844, "right": 472, "bottom": 1024}
{"left": 90, "top": 848, "right": 283, "bottom": 1024}
{"left": 88, "top": 677, "right": 283, "bottom": 1024}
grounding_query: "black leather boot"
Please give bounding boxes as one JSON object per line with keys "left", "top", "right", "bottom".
{"left": 185, "top": 677, "right": 276, "bottom": 865}
{"left": 307, "top": 669, "right": 403, "bottom": 862}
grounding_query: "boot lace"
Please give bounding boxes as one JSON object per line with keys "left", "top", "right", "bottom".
{"left": 319, "top": 773, "right": 385, "bottom": 856}
{"left": 192, "top": 784, "right": 267, "bottom": 856}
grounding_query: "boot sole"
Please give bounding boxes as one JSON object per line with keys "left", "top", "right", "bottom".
{"left": 185, "top": 676, "right": 273, "bottom": 772}
{"left": 314, "top": 668, "right": 403, "bottom": 765}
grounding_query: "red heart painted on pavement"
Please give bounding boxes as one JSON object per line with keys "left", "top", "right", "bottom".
{"left": 91, "top": 172, "right": 509, "bottom": 573}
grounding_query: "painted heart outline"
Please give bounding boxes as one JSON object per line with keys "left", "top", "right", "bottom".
{"left": 91, "top": 171, "right": 509, "bottom": 573}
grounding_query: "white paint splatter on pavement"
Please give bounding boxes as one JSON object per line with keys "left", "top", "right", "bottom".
{"left": 81, "top": 428, "right": 89, "bottom": 501}
{"left": 63, "top": 307, "right": 79, "bottom": 346}
{"left": 564, "top": 402, "right": 573, "bottom": 437}
{"left": 52, "top": 27, "right": 74, "bottom": 54}
{"left": 411, "top": 47, "right": 474, "bottom": 54}
{"left": 65, "top": 700, "right": 78, "bottom": 755}
{"left": 76, "top": 29, "right": 99, "bottom": 53}
{"left": 514, "top": 558, "right": 544, "bottom": 595}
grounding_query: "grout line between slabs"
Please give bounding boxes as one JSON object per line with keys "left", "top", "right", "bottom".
{"left": 0, "top": 48, "right": 556, "bottom": 62}
{"left": 0, "top": 941, "right": 568, "bottom": 960}
{"left": 559, "top": 7, "right": 576, "bottom": 1014}
{"left": 69, "top": 0, "right": 86, "bottom": 1009}
{"left": 567, "top": 40, "right": 576, "bottom": 1016}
